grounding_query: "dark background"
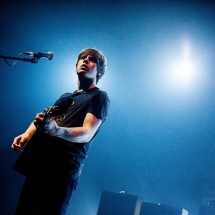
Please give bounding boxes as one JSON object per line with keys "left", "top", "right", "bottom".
{"left": 1, "top": 0, "right": 215, "bottom": 214}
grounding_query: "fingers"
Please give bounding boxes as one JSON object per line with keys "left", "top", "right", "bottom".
{"left": 11, "top": 142, "right": 22, "bottom": 153}
{"left": 11, "top": 134, "right": 29, "bottom": 153}
{"left": 36, "top": 107, "right": 53, "bottom": 122}
{"left": 35, "top": 112, "right": 45, "bottom": 121}
{"left": 11, "top": 136, "right": 24, "bottom": 153}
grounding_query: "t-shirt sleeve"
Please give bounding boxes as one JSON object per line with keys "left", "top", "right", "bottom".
{"left": 87, "top": 91, "right": 110, "bottom": 121}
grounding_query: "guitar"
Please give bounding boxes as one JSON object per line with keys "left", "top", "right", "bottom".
{"left": 13, "top": 97, "right": 74, "bottom": 176}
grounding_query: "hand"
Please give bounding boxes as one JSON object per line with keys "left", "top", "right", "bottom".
{"left": 34, "top": 110, "right": 47, "bottom": 127}
{"left": 43, "top": 118, "right": 60, "bottom": 136}
{"left": 35, "top": 112, "right": 45, "bottom": 122}
{"left": 11, "top": 133, "right": 30, "bottom": 153}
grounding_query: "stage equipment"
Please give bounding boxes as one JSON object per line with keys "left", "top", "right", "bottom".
{"left": 140, "top": 202, "right": 188, "bottom": 215}
{"left": 23, "top": 51, "right": 54, "bottom": 60}
{"left": 96, "top": 191, "right": 141, "bottom": 215}
{"left": 0, "top": 51, "right": 54, "bottom": 66}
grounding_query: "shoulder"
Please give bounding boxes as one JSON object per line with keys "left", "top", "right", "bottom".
{"left": 59, "top": 92, "right": 73, "bottom": 98}
{"left": 89, "top": 90, "right": 110, "bottom": 120}
{"left": 91, "top": 90, "right": 110, "bottom": 109}
{"left": 93, "top": 89, "right": 110, "bottom": 102}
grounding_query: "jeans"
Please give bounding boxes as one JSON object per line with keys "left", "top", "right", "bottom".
{"left": 15, "top": 173, "right": 77, "bottom": 215}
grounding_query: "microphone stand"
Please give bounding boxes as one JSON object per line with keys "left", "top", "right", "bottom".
{"left": 0, "top": 54, "right": 39, "bottom": 66}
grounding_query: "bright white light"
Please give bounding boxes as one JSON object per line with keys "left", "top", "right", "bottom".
{"left": 170, "top": 58, "right": 195, "bottom": 88}
{"left": 166, "top": 41, "right": 197, "bottom": 90}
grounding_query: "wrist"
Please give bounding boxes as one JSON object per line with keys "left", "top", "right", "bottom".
{"left": 55, "top": 127, "right": 71, "bottom": 139}
{"left": 23, "top": 132, "right": 30, "bottom": 139}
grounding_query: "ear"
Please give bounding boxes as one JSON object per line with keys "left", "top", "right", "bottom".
{"left": 96, "top": 73, "right": 102, "bottom": 79}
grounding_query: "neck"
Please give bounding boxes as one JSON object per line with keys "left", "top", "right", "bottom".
{"left": 78, "top": 81, "right": 96, "bottom": 91}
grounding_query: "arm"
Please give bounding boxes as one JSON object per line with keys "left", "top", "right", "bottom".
{"left": 43, "top": 112, "right": 102, "bottom": 143}
{"left": 11, "top": 121, "right": 37, "bottom": 153}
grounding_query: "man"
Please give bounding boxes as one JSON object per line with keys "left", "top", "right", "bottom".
{"left": 11, "top": 48, "right": 110, "bottom": 215}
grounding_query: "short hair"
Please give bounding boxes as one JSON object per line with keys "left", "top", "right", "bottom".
{"left": 76, "top": 48, "right": 107, "bottom": 84}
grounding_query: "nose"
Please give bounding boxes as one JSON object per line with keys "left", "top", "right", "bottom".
{"left": 83, "top": 55, "right": 90, "bottom": 64}
{"left": 83, "top": 58, "right": 88, "bottom": 64}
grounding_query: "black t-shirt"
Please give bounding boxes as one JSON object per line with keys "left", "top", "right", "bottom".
{"left": 41, "top": 87, "right": 110, "bottom": 177}
{"left": 55, "top": 87, "right": 109, "bottom": 128}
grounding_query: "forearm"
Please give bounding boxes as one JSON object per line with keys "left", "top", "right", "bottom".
{"left": 54, "top": 126, "right": 93, "bottom": 143}
{"left": 44, "top": 113, "right": 102, "bottom": 143}
{"left": 24, "top": 121, "right": 37, "bottom": 138}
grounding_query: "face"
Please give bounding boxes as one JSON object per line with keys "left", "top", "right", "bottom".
{"left": 76, "top": 55, "right": 98, "bottom": 80}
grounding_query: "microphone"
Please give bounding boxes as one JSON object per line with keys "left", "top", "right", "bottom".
{"left": 23, "top": 51, "right": 54, "bottom": 60}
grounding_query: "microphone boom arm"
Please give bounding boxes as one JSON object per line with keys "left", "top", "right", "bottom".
{"left": 0, "top": 54, "right": 38, "bottom": 66}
